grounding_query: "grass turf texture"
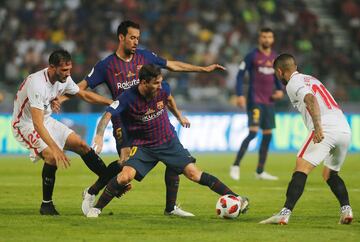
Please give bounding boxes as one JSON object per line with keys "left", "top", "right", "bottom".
{"left": 0, "top": 153, "right": 359, "bottom": 242}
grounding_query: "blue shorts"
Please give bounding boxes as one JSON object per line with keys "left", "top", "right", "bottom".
{"left": 247, "top": 104, "right": 275, "bottom": 129}
{"left": 124, "top": 137, "right": 196, "bottom": 181}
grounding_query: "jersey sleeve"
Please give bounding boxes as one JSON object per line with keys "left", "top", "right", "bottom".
{"left": 161, "top": 81, "right": 171, "bottom": 97}
{"left": 140, "top": 49, "right": 167, "bottom": 68}
{"left": 274, "top": 76, "right": 283, "bottom": 90}
{"left": 236, "top": 52, "right": 253, "bottom": 96}
{"left": 287, "top": 78, "right": 312, "bottom": 104}
{"left": 27, "top": 78, "right": 46, "bottom": 110}
{"left": 105, "top": 93, "right": 129, "bottom": 116}
{"left": 85, "top": 59, "right": 107, "bottom": 89}
{"left": 63, "top": 77, "right": 80, "bottom": 95}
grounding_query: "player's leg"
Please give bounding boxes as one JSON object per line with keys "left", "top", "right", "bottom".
{"left": 87, "top": 147, "right": 157, "bottom": 217}
{"left": 230, "top": 105, "right": 259, "bottom": 180}
{"left": 260, "top": 132, "right": 328, "bottom": 224}
{"left": 38, "top": 148, "right": 60, "bottom": 215}
{"left": 323, "top": 132, "right": 352, "bottom": 224}
{"left": 255, "top": 105, "right": 277, "bottom": 180}
{"left": 64, "top": 132, "right": 107, "bottom": 177}
{"left": 164, "top": 166, "right": 181, "bottom": 213}
{"left": 183, "top": 163, "right": 249, "bottom": 213}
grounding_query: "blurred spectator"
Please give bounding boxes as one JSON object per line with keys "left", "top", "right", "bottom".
{"left": 0, "top": 0, "right": 359, "bottom": 113}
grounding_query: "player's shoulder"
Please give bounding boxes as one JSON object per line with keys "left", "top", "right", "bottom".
{"left": 98, "top": 53, "right": 117, "bottom": 66}
{"left": 28, "top": 68, "right": 47, "bottom": 85}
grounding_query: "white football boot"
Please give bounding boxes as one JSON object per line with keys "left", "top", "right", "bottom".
{"left": 86, "top": 207, "right": 101, "bottom": 218}
{"left": 82, "top": 187, "right": 96, "bottom": 216}
{"left": 339, "top": 205, "right": 353, "bottom": 224}
{"left": 255, "top": 171, "right": 279, "bottom": 180}
{"left": 237, "top": 196, "right": 249, "bottom": 214}
{"left": 230, "top": 166, "right": 240, "bottom": 180}
{"left": 259, "top": 208, "right": 291, "bottom": 225}
{"left": 164, "top": 205, "right": 195, "bottom": 217}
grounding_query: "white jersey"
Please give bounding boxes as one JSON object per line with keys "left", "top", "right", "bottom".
{"left": 286, "top": 71, "right": 350, "bottom": 133}
{"left": 12, "top": 68, "right": 79, "bottom": 128}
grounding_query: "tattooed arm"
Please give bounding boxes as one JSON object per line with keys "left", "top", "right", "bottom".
{"left": 92, "top": 112, "right": 112, "bottom": 154}
{"left": 304, "top": 93, "right": 324, "bottom": 143}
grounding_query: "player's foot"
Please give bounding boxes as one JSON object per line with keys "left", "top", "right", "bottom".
{"left": 164, "top": 205, "right": 195, "bottom": 217}
{"left": 339, "top": 205, "right": 353, "bottom": 224}
{"left": 40, "top": 201, "right": 60, "bottom": 216}
{"left": 230, "top": 165, "right": 240, "bottom": 180}
{"left": 237, "top": 196, "right": 249, "bottom": 214}
{"left": 259, "top": 208, "right": 291, "bottom": 225}
{"left": 82, "top": 187, "right": 96, "bottom": 216}
{"left": 255, "top": 171, "right": 279, "bottom": 180}
{"left": 86, "top": 207, "right": 101, "bottom": 218}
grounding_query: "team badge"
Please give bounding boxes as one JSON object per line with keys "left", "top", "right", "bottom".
{"left": 157, "top": 101, "right": 164, "bottom": 110}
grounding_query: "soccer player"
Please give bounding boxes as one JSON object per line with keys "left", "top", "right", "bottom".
{"left": 230, "top": 27, "right": 284, "bottom": 181}
{"left": 69, "top": 20, "right": 226, "bottom": 216}
{"left": 11, "top": 49, "right": 113, "bottom": 215}
{"left": 260, "top": 54, "right": 353, "bottom": 225}
{"left": 84, "top": 64, "right": 249, "bottom": 218}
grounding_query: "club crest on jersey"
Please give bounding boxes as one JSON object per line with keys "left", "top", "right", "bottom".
{"left": 127, "top": 71, "right": 135, "bottom": 78}
{"left": 136, "top": 65, "right": 143, "bottom": 71}
{"left": 157, "top": 101, "right": 164, "bottom": 110}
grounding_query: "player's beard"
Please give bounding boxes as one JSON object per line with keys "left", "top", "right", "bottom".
{"left": 55, "top": 73, "right": 67, "bottom": 83}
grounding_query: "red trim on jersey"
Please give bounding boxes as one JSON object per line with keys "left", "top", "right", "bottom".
{"left": 12, "top": 97, "right": 29, "bottom": 128}
{"left": 298, "top": 131, "right": 314, "bottom": 158}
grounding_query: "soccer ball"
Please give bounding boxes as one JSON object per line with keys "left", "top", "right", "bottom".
{"left": 216, "top": 194, "right": 241, "bottom": 219}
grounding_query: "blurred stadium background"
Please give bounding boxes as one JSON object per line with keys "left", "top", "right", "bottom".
{"left": 0, "top": 0, "right": 359, "bottom": 154}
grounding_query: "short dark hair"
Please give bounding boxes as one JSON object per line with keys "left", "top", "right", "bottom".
{"left": 259, "top": 27, "right": 274, "bottom": 35}
{"left": 49, "top": 49, "right": 71, "bottom": 66}
{"left": 139, "top": 64, "right": 161, "bottom": 82}
{"left": 274, "top": 53, "right": 296, "bottom": 70}
{"left": 117, "top": 20, "right": 140, "bottom": 37}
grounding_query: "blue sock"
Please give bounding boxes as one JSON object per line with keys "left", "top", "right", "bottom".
{"left": 233, "top": 131, "right": 257, "bottom": 166}
{"left": 256, "top": 133, "right": 272, "bottom": 174}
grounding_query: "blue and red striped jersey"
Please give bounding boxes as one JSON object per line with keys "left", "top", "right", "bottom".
{"left": 236, "top": 48, "right": 283, "bottom": 106}
{"left": 85, "top": 48, "right": 167, "bottom": 99}
{"left": 106, "top": 81, "right": 176, "bottom": 147}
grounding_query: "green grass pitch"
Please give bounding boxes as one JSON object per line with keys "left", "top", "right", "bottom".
{"left": 0, "top": 153, "right": 359, "bottom": 242}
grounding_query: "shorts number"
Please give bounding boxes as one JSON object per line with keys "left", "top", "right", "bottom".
{"left": 129, "top": 146, "right": 138, "bottom": 157}
{"left": 252, "top": 108, "right": 260, "bottom": 123}
{"left": 116, "top": 128, "right": 123, "bottom": 142}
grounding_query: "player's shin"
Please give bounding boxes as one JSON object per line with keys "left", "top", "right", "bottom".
{"left": 326, "top": 171, "right": 350, "bottom": 207}
{"left": 199, "top": 172, "right": 237, "bottom": 196}
{"left": 164, "top": 167, "right": 179, "bottom": 212}
{"left": 80, "top": 149, "right": 107, "bottom": 177}
{"left": 284, "top": 171, "right": 307, "bottom": 210}
{"left": 42, "top": 163, "right": 57, "bottom": 202}
{"left": 88, "top": 160, "right": 123, "bottom": 195}
{"left": 94, "top": 177, "right": 128, "bottom": 210}
{"left": 257, "top": 133, "right": 272, "bottom": 174}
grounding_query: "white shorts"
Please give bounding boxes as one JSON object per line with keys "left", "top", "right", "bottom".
{"left": 12, "top": 117, "right": 74, "bottom": 162}
{"left": 297, "top": 130, "right": 351, "bottom": 171}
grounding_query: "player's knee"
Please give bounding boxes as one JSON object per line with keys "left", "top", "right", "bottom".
{"left": 78, "top": 139, "right": 91, "bottom": 155}
{"left": 183, "top": 164, "right": 201, "bottom": 182}
{"left": 41, "top": 149, "right": 57, "bottom": 166}
{"left": 117, "top": 166, "right": 135, "bottom": 184}
{"left": 323, "top": 169, "right": 338, "bottom": 182}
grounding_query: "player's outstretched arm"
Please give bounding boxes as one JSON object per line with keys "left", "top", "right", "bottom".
{"left": 92, "top": 112, "right": 112, "bottom": 154}
{"left": 304, "top": 93, "right": 324, "bottom": 143}
{"left": 166, "top": 60, "right": 225, "bottom": 72}
{"left": 271, "top": 90, "right": 284, "bottom": 101}
{"left": 167, "top": 95, "right": 190, "bottom": 128}
{"left": 51, "top": 80, "right": 91, "bottom": 113}
{"left": 30, "top": 107, "right": 70, "bottom": 168}
{"left": 76, "top": 89, "right": 112, "bottom": 106}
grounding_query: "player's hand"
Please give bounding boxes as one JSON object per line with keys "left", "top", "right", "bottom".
{"left": 203, "top": 64, "right": 226, "bottom": 72}
{"left": 53, "top": 147, "right": 70, "bottom": 169}
{"left": 271, "top": 90, "right": 284, "bottom": 101}
{"left": 92, "top": 135, "right": 104, "bottom": 154}
{"left": 178, "top": 116, "right": 190, "bottom": 128}
{"left": 51, "top": 97, "right": 61, "bottom": 113}
{"left": 236, "top": 96, "right": 246, "bottom": 109}
{"left": 313, "top": 127, "right": 324, "bottom": 143}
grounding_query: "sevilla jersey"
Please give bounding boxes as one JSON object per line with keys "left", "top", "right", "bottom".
{"left": 286, "top": 71, "right": 350, "bottom": 133}
{"left": 12, "top": 68, "right": 79, "bottom": 128}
